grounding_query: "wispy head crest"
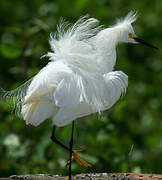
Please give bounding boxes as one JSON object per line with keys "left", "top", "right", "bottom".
{"left": 115, "top": 11, "right": 138, "bottom": 27}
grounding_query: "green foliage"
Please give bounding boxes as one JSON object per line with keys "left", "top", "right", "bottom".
{"left": 0, "top": 0, "right": 162, "bottom": 177}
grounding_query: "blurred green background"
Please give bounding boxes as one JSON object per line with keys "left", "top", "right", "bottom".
{"left": 0, "top": 0, "right": 162, "bottom": 177}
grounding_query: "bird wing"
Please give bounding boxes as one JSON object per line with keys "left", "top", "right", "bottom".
{"left": 103, "top": 70, "right": 128, "bottom": 108}
{"left": 52, "top": 103, "right": 91, "bottom": 127}
{"left": 0, "top": 78, "right": 33, "bottom": 117}
{"left": 22, "top": 96, "right": 57, "bottom": 126}
{"left": 52, "top": 70, "right": 128, "bottom": 127}
{"left": 54, "top": 75, "right": 80, "bottom": 108}
{"left": 21, "top": 61, "right": 73, "bottom": 126}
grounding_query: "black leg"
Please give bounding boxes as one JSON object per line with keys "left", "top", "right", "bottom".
{"left": 68, "top": 121, "right": 75, "bottom": 180}
{"left": 51, "top": 123, "right": 91, "bottom": 178}
{"left": 50, "top": 125, "right": 70, "bottom": 151}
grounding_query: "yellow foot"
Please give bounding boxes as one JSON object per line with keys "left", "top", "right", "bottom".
{"left": 65, "top": 176, "right": 70, "bottom": 180}
{"left": 71, "top": 150, "right": 92, "bottom": 168}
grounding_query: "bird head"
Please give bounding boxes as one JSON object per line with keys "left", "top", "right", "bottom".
{"left": 112, "top": 11, "right": 158, "bottom": 49}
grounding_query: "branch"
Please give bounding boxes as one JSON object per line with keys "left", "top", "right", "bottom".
{"left": 1, "top": 173, "right": 162, "bottom": 180}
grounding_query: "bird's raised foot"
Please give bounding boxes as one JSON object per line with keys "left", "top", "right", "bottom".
{"left": 65, "top": 176, "right": 70, "bottom": 180}
{"left": 68, "top": 150, "right": 92, "bottom": 168}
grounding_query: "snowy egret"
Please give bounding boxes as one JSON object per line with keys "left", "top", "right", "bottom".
{"left": 1, "top": 11, "right": 158, "bottom": 180}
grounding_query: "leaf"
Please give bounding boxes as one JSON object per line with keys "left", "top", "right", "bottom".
{"left": 0, "top": 42, "right": 23, "bottom": 59}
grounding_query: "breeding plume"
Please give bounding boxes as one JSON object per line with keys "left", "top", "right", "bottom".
{"left": 1, "top": 12, "right": 157, "bottom": 179}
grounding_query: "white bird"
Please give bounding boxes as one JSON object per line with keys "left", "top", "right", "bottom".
{"left": 0, "top": 11, "right": 157, "bottom": 179}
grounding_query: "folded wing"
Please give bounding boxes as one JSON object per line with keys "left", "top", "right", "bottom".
{"left": 52, "top": 70, "right": 128, "bottom": 127}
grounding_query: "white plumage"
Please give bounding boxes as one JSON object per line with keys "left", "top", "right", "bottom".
{"left": 1, "top": 12, "right": 139, "bottom": 127}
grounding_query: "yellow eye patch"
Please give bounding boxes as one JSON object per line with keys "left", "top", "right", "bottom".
{"left": 128, "top": 33, "right": 137, "bottom": 38}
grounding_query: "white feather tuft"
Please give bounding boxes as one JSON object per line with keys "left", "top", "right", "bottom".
{"left": 45, "top": 15, "right": 103, "bottom": 73}
{"left": 115, "top": 11, "right": 137, "bottom": 27}
{"left": 0, "top": 79, "right": 33, "bottom": 117}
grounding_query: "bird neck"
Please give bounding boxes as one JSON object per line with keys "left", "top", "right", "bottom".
{"left": 95, "top": 29, "right": 117, "bottom": 73}
{"left": 97, "top": 49, "right": 116, "bottom": 74}
{"left": 98, "top": 28, "right": 120, "bottom": 45}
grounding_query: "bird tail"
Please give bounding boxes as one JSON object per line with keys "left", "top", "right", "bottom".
{"left": 0, "top": 79, "right": 32, "bottom": 118}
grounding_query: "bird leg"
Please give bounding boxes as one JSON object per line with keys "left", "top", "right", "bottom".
{"left": 50, "top": 125, "right": 92, "bottom": 169}
{"left": 68, "top": 121, "right": 75, "bottom": 180}
{"left": 50, "top": 126, "right": 70, "bottom": 151}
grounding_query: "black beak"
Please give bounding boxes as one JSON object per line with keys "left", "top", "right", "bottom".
{"left": 133, "top": 37, "right": 158, "bottom": 50}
